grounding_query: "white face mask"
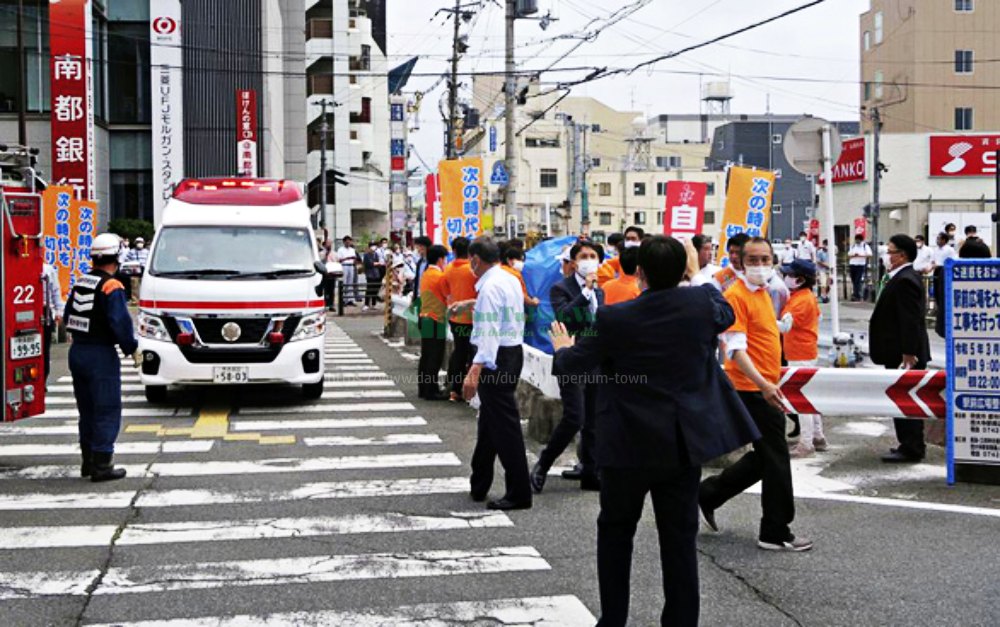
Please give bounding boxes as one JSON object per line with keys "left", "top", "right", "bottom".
{"left": 512, "top": 260, "right": 524, "bottom": 271}
{"left": 623, "top": 240, "right": 640, "bottom": 249}
{"left": 745, "top": 265, "right": 773, "bottom": 286}
{"left": 882, "top": 253, "right": 891, "bottom": 268}
{"left": 783, "top": 275, "right": 801, "bottom": 291}
{"left": 576, "top": 259, "right": 599, "bottom": 277}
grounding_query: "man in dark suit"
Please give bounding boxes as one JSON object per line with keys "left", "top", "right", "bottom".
{"left": 551, "top": 236, "right": 759, "bottom": 627}
{"left": 531, "top": 240, "right": 606, "bottom": 493}
{"left": 869, "top": 234, "right": 932, "bottom": 463}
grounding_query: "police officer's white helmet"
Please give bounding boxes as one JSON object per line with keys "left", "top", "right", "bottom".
{"left": 91, "top": 233, "right": 123, "bottom": 258}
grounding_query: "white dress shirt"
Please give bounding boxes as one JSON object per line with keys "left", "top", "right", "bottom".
{"left": 932, "top": 244, "right": 957, "bottom": 267}
{"left": 887, "top": 262, "right": 913, "bottom": 280}
{"left": 41, "top": 263, "right": 65, "bottom": 324}
{"left": 336, "top": 246, "right": 357, "bottom": 263}
{"left": 795, "top": 240, "right": 816, "bottom": 262}
{"left": 574, "top": 272, "right": 599, "bottom": 316}
{"left": 848, "top": 242, "right": 872, "bottom": 266}
{"left": 913, "top": 245, "right": 934, "bottom": 273}
{"left": 471, "top": 264, "right": 525, "bottom": 370}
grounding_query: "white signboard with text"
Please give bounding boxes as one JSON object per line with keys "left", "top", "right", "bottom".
{"left": 151, "top": 1, "right": 184, "bottom": 226}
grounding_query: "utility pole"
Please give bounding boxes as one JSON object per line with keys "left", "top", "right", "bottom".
{"left": 504, "top": 0, "right": 518, "bottom": 234}
{"left": 317, "top": 98, "right": 340, "bottom": 236}
{"left": 447, "top": 0, "right": 461, "bottom": 159}
{"left": 870, "top": 107, "right": 882, "bottom": 300}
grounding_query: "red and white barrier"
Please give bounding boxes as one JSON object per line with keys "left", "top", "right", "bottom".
{"left": 779, "top": 368, "right": 945, "bottom": 419}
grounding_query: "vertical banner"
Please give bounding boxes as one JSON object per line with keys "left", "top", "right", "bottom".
{"left": 808, "top": 218, "right": 820, "bottom": 246}
{"left": 438, "top": 158, "right": 484, "bottom": 249}
{"left": 945, "top": 259, "right": 1000, "bottom": 484}
{"left": 663, "top": 181, "right": 707, "bottom": 241}
{"left": 853, "top": 217, "right": 868, "bottom": 240}
{"left": 425, "top": 173, "right": 440, "bottom": 245}
{"left": 49, "top": 0, "right": 94, "bottom": 200}
{"left": 716, "top": 166, "right": 776, "bottom": 266}
{"left": 42, "top": 186, "right": 98, "bottom": 299}
{"left": 236, "top": 89, "right": 258, "bottom": 177}
{"left": 151, "top": 0, "right": 184, "bottom": 225}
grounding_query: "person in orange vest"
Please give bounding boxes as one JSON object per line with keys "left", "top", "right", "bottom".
{"left": 712, "top": 232, "right": 750, "bottom": 293}
{"left": 778, "top": 259, "right": 825, "bottom": 458}
{"left": 501, "top": 247, "right": 540, "bottom": 307}
{"left": 417, "top": 245, "right": 450, "bottom": 400}
{"left": 602, "top": 247, "right": 641, "bottom": 305}
{"left": 442, "top": 237, "right": 479, "bottom": 402}
{"left": 597, "top": 227, "right": 643, "bottom": 287}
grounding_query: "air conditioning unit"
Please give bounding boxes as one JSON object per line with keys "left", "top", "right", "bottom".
{"left": 494, "top": 226, "right": 506, "bottom": 236}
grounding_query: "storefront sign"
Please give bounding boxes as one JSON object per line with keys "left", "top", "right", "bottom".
{"left": 930, "top": 135, "right": 1000, "bottom": 177}
{"left": 49, "top": 0, "right": 94, "bottom": 200}
{"left": 236, "top": 89, "right": 258, "bottom": 177}
{"left": 819, "top": 136, "right": 866, "bottom": 185}
{"left": 151, "top": 0, "right": 184, "bottom": 224}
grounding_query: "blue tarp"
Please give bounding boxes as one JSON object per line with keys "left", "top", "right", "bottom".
{"left": 523, "top": 236, "right": 578, "bottom": 354}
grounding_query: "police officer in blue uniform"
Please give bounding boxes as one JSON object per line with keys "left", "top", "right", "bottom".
{"left": 64, "top": 233, "right": 140, "bottom": 482}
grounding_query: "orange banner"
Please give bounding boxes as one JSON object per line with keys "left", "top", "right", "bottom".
{"left": 438, "top": 157, "right": 484, "bottom": 249}
{"left": 42, "top": 186, "right": 99, "bottom": 299}
{"left": 716, "top": 166, "right": 776, "bottom": 266}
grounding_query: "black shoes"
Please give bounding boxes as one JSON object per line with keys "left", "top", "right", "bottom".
{"left": 529, "top": 462, "right": 547, "bottom": 494}
{"left": 561, "top": 464, "right": 583, "bottom": 480}
{"left": 419, "top": 389, "right": 449, "bottom": 401}
{"left": 89, "top": 452, "right": 126, "bottom": 483}
{"left": 470, "top": 490, "right": 487, "bottom": 503}
{"left": 80, "top": 446, "right": 93, "bottom": 478}
{"left": 486, "top": 497, "right": 532, "bottom": 511}
{"left": 699, "top": 499, "right": 719, "bottom": 533}
{"left": 881, "top": 449, "right": 924, "bottom": 464}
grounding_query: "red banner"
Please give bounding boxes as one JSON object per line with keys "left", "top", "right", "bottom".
{"left": 425, "top": 173, "right": 440, "bottom": 245}
{"left": 819, "top": 136, "right": 866, "bottom": 185}
{"left": 808, "top": 218, "right": 820, "bottom": 246}
{"left": 236, "top": 89, "right": 258, "bottom": 177}
{"left": 49, "top": 0, "right": 94, "bottom": 200}
{"left": 663, "top": 181, "right": 706, "bottom": 240}
{"left": 929, "top": 135, "right": 1000, "bottom": 177}
{"left": 853, "top": 217, "right": 868, "bottom": 240}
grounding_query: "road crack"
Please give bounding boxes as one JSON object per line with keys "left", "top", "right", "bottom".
{"left": 697, "top": 547, "right": 803, "bottom": 626}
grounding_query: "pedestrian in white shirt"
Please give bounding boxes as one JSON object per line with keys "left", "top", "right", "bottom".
{"left": 847, "top": 235, "right": 872, "bottom": 301}
{"left": 931, "top": 231, "right": 959, "bottom": 338}
{"left": 335, "top": 235, "right": 360, "bottom": 306}
{"left": 794, "top": 232, "right": 816, "bottom": 263}
{"left": 41, "top": 263, "right": 65, "bottom": 381}
{"left": 461, "top": 237, "right": 532, "bottom": 511}
{"left": 692, "top": 234, "right": 721, "bottom": 282}
{"left": 780, "top": 240, "right": 796, "bottom": 265}
{"left": 913, "top": 235, "right": 934, "bottom": 274}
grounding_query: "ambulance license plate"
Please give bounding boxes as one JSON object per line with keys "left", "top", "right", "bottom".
{"left": 10, "top": 333, "right": 42, "bottom": 360}
{"left": 213, "top": 366, "right": 249, "bottom": 384}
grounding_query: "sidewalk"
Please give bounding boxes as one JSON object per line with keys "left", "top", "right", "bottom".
{"left": 818, "top": 299, "right": 946, "bottom": 369}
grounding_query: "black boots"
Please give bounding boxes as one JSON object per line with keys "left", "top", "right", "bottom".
{"left": 80, "top": 446, "right": 93, "bottom": 478}
{"left": 89, "top": 451, "right": 127, "bottom": 482}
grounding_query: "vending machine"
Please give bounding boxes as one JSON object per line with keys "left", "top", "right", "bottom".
{"left": 1, "top": 145, "right": 46, "bottom": 421}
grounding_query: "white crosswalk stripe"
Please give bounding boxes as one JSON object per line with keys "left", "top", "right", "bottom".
{"left": 0, "top": 320, "right": 593, "bottom": 623}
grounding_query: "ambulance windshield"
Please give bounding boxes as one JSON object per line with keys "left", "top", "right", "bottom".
{"left": 149, "top": 226, "right": 315, "bottom": 279}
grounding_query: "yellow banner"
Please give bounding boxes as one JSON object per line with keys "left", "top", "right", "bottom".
{"left": 42, "top": 186, "right": 99, "bottom": 299}
{"left": 716, "top": 166, "right": 776, "bottom": 266}
{"left": 438, "top": 157, "right": 484, "bottom": 249}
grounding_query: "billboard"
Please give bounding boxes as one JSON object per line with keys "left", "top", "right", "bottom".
{"left": 438, "top": 158, "right": 484, "bottom": 249}
{"left": 716, "top": 166, "right": 776, "bottom": 266}
{"left": 662, "top": 181, "right": 706, "bottom": 241}
{"left": 151, "top": 0, "right": 184, "bottom": 224}
{"left": 819, "top": 136, "right": 866, "bottom": 185}
{"left": 929, "top": 135, "right": 1000, "bottom": 177}
{"left": 42, "top": 186, "right": 98, "bottom": 299}
{"left": 49, "top": 0, "right": 94, "bottom": 200}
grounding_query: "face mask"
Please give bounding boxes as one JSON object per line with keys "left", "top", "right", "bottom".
{"left": 136, "top": 243, "right": 144, "bottom": 249}
{"left": 624, "top": 240, "right": 640, "bottom": 249}
{"left": 882, "top": 253, "right": 892, "bottom": 268}
{"left": 576, "top": 259, "right": 599, "bottom": 277}
{"left": 745, "top": 265, "right": 773, "bottom": 286}
{"left": 512, "top": 260, "right": 524, "bottom": 271}
{"left": 916, "top": 242, "right": 924, "bottom": 248}
{"left": 783, "top": 275, "right": 802, "bottom": 291}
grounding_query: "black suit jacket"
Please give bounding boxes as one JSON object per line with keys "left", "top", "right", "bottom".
{"left": 553, "top": 285, "right": 760, "bottom": 469}
{"left": 869, "top": 265, "right": 931, "bottom": 368}
{"left": 550, "top": 275, "right": 605, "bottom": 336}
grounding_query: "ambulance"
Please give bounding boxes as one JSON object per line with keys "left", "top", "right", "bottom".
{"left": 137, "top": 179, "right": 326, "bottom": 402}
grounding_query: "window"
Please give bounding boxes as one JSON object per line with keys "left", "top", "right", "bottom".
{"left": 955, "top": 50, "right": 974, "bottom": 74}
{"left": 108, "top": 23, "right": 152, "bottom": 123}
{"left": 656, "top": 211, "right": 664, "bottom": 225}
{"left": 955, "top": 107, "right": 974, "bottom": 130}
{"left": 874, "top": 70, "right": 884, "bottom": 98}
{"left": 704, "top": 211, "right": 715, "bottom": 225}
{"left": 706, "top": 182, "right": 715, "bottom": 196}
{"left": 633, "top": 182, "right": 646, "bottom": 196}
{"left": 772, "top": 134, "right": 783, "bottom": 145}
{"left": 591, "top": 124, "right": 601, "bottom": 132}
{"left": 633, "top": 211, "right": 646, "bottom": 225}
{"left": 874, "top": 11, "right": 883, "bottom": 44}
{"left": 350, "top": 130, "right": 359, "bottom": 140}
{"left": 655, "top": 155, "right": 683, "bottom": 169}
{"left": 955, "top": 0, "right": 973, "bottom": 12}
{"left": 656, "top": 182, "right": 667, "bottom": 196}
{"left": 864, "top": 81, "right": 872, "bottom": 101}
{"left": 863, "top": 31, "right": 871, "bottom": 51}
{"left": 110, "top": 131, "right": 153, "bottom": 221}
{"left": 591, "top": 157, "right": 602, "bottom": 168}
{"left": 525, "top": 137, "right": 560, "bottom": 148}
{"left": 772, "top": 204, "right": 782, "bottom": 215}
{"left": 599, "top": 212, "right": 612, "bottom": 226}
{"left": 599, "top": 182, "right": 612, "bottom": 196}
{"left": 0, "top": 1, "right": 51, "bottom": 113}
{"left": 540, "top": 168, "right": 558, "bottom": 188}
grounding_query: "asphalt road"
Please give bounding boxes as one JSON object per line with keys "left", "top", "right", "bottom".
{"left": 1, "top": 314, "right": 998, "bottom": 626}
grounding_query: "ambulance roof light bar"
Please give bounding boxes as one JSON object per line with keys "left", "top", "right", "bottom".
{"left": 172, "top": 178, "right": 303, "bottom": 205}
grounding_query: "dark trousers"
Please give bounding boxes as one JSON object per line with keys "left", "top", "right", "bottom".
{"left": 323, "top": 274, "right": 337, "bottom": 310}
{"left": 447, "top": 321, "right": 474, "bottom": 395}
{"left": 44, "top": 322, "right": 55, "bottom": 380}
{"left": 849, "top": 265, "right": 866, "bottom": 300}
{"left": 699, "top": 391, "right": 795, "bottom": 543}
{"left": 597, "top": 465, "right": 702, "bottom": 627}
{"left": 69, "top": 343, "right": 122, "bottom": 454}
{"left": 417, "top": 317, "right": 446, "bottom": 397}
{"left": 537, "top": 376, "right": 598, "bottom": 479}
{"left": 933, "top": 267, "right": 945, "bottom": 338}
{"left": 470, "top": 345, "right": 531, "bottom": 503}
{"left": 364, "top": 277, "right": 380, "bottom": 307}
{"left": 889, "top": 362, "right": 928, "bottom": 458}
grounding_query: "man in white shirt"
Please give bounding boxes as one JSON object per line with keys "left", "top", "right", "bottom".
{"left": 847, "top": 235, "right": 872, "bottom": 301}
{"left": 335, "top": 235, "right": 360, "bottom": 305}
{"left": 913, "top": 235, "right": 934, "bottom": 274}
{"left": 462, "top": 237, "right": 531, "bottom": 511}
{"left": 41, "top": 263, "right": 65, "bottom": 380}
{"left": 794, "top": 232, "right": 817, "bottom": 263}
{"left": 780, "top": 240, "right": 796, "bottom": 265}
{"left": 692, "top": 234, "right": 721, "bottom": 281}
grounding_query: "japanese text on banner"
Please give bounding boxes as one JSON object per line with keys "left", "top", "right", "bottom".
{"left": 42, "top": 186, "right": 98, "bottom": 300}
{"left": 438, "top": 158, "right": 484, "bottom": 249}
{"left": 663, "top": 181, "right": 707, "bottom": 241}
{"left": 716, "top": 166, "right": 776, "bottom": 267}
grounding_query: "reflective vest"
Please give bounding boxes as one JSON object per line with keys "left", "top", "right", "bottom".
{"left": 64, "top": 271, "right": 118, "bottom": 345}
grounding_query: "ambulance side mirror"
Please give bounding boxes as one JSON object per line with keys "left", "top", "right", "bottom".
{"left": 314, "top": 261, "right": 327, "bottom": 275}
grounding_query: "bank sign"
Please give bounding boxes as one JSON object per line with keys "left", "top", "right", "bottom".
{"left": 930, "top": 135, "right": 1000, "bottom": 177}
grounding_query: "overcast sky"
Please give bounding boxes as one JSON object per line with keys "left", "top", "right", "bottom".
{"left": 386, "top": 0, "right": 871, "bottom": 169}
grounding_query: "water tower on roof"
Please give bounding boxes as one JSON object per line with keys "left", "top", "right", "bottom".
{"left": 702, "top": 80, "right": 734, "bottom": 115}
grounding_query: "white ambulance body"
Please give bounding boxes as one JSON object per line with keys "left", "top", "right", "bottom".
{"left": 137, "top": 178, "right": 326, "bottom": 402}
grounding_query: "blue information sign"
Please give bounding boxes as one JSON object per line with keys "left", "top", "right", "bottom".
{"left": 489, "top": 125, "right": 498, "bottom": 153}
{"left": 945, "top": 258, "right": 1000, "bottom": 484}
{"left": 490, "top": 161, "right": 509, "bottom": 186}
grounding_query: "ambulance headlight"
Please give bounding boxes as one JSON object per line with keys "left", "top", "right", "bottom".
{"left": 290, "top": 311, "right": 326, "bottom": 342}
{"left": 138, "top": 310, "right": 171, "bottom": 342}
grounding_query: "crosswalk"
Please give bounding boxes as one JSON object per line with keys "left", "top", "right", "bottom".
{"left": 0, "top": 319, "right": 595, "bottom": 625}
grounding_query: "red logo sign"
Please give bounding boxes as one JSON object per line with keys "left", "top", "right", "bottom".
{"left": 152, "top": 16, "right": 177, "bottom": 35}
{"left": 819, "top": 137, "right": 866, "bottom": 185}
{"left": 662, "top": 181, "right": 707, "bottom": 240}
{"left": 853, "top": 217, "right": 867, "bottom": 240}
{"left": 929, "top": 135, "right": 1000, "bottom": 177}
